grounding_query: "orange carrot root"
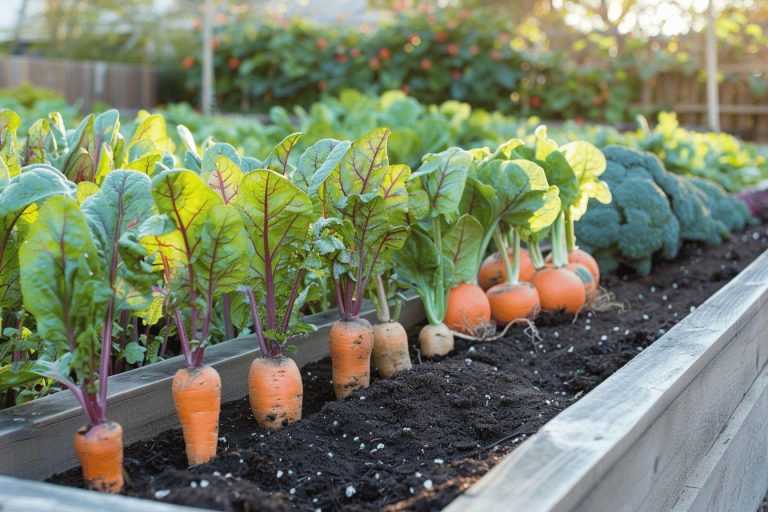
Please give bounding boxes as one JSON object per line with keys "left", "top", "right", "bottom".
{"left": 546, "top": 249, "right": 600, "bottom": 285}
{"left": 418, "top": 323, "right": 454, "bottom": 358}
{"left": 529, "top": 267, "right": 586, "bottom": 314}
{"left": 172, "top": 366, "right": 221, "bottom": 465}
{"left": 566, "top": 262, "right": 598, "bottom": 303}
{"left": 445, "top": 283, "right": 492, "bottom": 334}
{"left": 478, "top": 248, "right": 536, "bottom": 290}
{"left": 486, "top": 282, "right": 541, "bottom": 325}
{"left": 330, "top": 317, "right": 374, "bottom": 399}
{"left": 74, "top": 421, "right": 124, "bottom": 493}
{"left": 249, "top": 356, "right": 303, "bottom": 429}
{"left": 373, "top": 320, "right": 412, "bottom": 377}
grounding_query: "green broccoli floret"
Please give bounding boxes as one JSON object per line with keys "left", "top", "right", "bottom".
{"left": 575, "top": 147, "right": 680, "bottom": 276}
{"left": 689, "top": 177, "right": 754, "bottom": 232}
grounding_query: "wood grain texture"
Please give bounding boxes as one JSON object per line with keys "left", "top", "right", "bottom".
{"left": 0, "top": 475, "right": 205, "bottom": 512}
{"left": 444, "top": 250, "right": 768, "bottom": 512}
{"left": 0, "top": 296, "right": 424, "bottom": 481}
{"left": 671, "top": 365, "right": 768, "bottom": 512}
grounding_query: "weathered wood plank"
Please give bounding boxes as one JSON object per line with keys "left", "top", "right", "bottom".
{"left": 0, "top": 475, "right": 205, "bottom": 512}
{"left": 0, "top": 295, "right": 424, "bottom": 481}
{"left": 671, "top": 364, "right": 768, "bottom": 512}
{"left": 443, "top": 250, "right": 768, "bottom": 512}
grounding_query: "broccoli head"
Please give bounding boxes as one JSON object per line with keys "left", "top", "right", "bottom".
{"left": 575, "top": 147, "right": 680, "bottom": 276}
{"left": 576, "top": 145, "right": 754, "bottom": 276}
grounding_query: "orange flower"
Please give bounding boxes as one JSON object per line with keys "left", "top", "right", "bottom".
{"left": 420, "top": 58, "right": 432, "bottom": 70}
{"left": 369, "top": 57, "right": 381, "bottom": 69}
{"left": 447, "top": 43, "right": 459, "bottom": 56}
{"left": 336, "top": 54, "right": 348, "bottom": 64}
{"left": 400, "top": 84, "right": 410, "bottom": 94}
{"left": 181, "top": 56, "right": 195, "bottom": 69}
{"left": 211, "top": 37, "right": 220, "bottom": 50}
{"left": 436, "top": 31, "right": 448, "bottom": 43}
{"left": 193, "top": 20, "right": 202, "bottom": 31}
{"left": 379, "top": 47, "right": 391, "bottom": 60}
{"left": 491, "top": 50, "right": 502, "bottom": 61}
{"left": 318, "top": 81, "right": 327, "bottom": 91}
{"left": 470, "top": 45, "right": 479, "bottom": 56}
{"left": 447, "top": 20, "right": 458, "bottom": 30}
{"left": 531, "top": 96, "right": 542, "bottom": 108}
{"left": 228, "top": 57, "right": 240, "bottom": 70}
{"left": 316, "top": 38, "right": 328, "bottom": 50}
{"left": 350, "top": 47, "right": 361, "bottom": 58}
{"left": 459, "top": 9, "right": 471, "bottom": 20}
{"left": 499, "top": 32, "right": 510, "bottom": 43}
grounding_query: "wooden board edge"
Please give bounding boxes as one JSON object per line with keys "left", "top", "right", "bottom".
{"left": 0, "top": 475, "right": 205, "bottom": 512}
{"left": 441, "top": 249, "right": 768, "bottom": 512}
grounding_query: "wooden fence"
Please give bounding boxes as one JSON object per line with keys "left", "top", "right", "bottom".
{"left": 0, "top": 55, "right": 157, "bottom": 112}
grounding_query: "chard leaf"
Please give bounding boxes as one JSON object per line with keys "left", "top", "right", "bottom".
{"left": 127, "top": 113, "right": 173, "bottom": 162}
{"left": 0, "top": 110, "right": 21, "bottom": 177}
{"left": 193, "top": 204, "right": 249, "bottom": 295}
{"left": 234, "top": 170, "right": 314, "bottom": 284}
{"left": 409, "top": 147, "right": 472, "bottom": 222}
{"left": 207, "top": 155, "right": 243, "bottom": 205}
{"left": 76, "top": 181, "right": 100, "bottom": 203}
{"left": 19, "top": 197, "right": 111, "bottom": 363}
{"left": 559, "top": 141, "right": 611, "bottom": 220}
{"left": 324, "top": 127, "right": 391, "bottom": 210}
{"left": 201, "top": 143, "right": 241, "bottom": 180}
{"left": 262, "top": 132, "right": 302, "bottom": 175}
{"left": 294, "top": 138, "right": 350, "bottom": 195}
{"left": 444, "top": 214, "right": 484, "bottom": 284}
{"left": 82, "top": 170, "right": 156, "bottom": 313}
{"left": 0, "top": 167, "right": 77, "bottom": 308}
{"left": 24, "top": 118, "right": 50, "bottom": 165}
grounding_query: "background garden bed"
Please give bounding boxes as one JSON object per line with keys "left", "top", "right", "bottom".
{"left": 34, "top": 225, "right": 768, "bottom": 512}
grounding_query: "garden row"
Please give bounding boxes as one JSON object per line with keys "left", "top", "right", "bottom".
{"left": 5, "top": 85, "right": 767, "bottom": 194}
{"left": 0, "top": 100, "right": 757, "bottom": 498}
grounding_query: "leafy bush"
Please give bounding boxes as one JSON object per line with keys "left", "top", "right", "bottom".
{"left": 576, "top": 146, "right": 753, "bottom": 275}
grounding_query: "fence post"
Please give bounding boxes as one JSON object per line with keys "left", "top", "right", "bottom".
{"left": 705, "top": 0, "right": 720, "bottom": 132}
{"left": 201, "top": 0, "right": 214, "bottom": 116}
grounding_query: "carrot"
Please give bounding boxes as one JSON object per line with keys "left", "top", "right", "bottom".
{"left": 569, "top": 249, "right": 600, "bottom": 284}
{"left": 74, "top": 422, "right": 124, "bottom": 493}
{"left": 444, "top": 282, "right": 491, "bottom": 334}
{"left": 330, "top": 317, "right": 374, "bottom": 399}
{"left": 418, "top": 322, "right": 454, "bottom": 358}
{"left": 478, "top": 247, "right": 536, "bottom": 290}
{"left": 373, "top": 321, "right": 412, "bottom": 377}
{"left": 529, "top": 267, "right": 586, "bottom": 314}
{"left": 566, "top": 262, "right": 597, "bottom": 303}
{"left": 486, "top": 229, "right": 541, "bottom": 324}
{"left": 249, "top": 356, "right": 303, "bottom": 429}
{"left": 172, "top": 366, "right": 221, "bottom": 465}
{"left": 371, "top": 274, "right": 412, "bottom": 378}
{"left": 545, "top": 249, "right": 600, "bottom": 284}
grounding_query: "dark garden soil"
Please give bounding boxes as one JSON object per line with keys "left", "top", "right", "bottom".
{"left": 51, "top": 226, "right": 768, "bottom": 512}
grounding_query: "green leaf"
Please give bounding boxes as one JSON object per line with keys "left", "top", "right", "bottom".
{"left": 294, "top": 138, "right": 350, "bottom": 195}
{"left": 82, "top": 170, "right": 156, "bottom": 313}
{"left": 559, "top": 141, "right": 611, "bottom": 219}
{"left": 193, "top": 205, "right": 249, "bottom": 296}
{"left": 201, "top": 143, "right": 241, "bottom": 181}
{"left": 261, "top": 132, "right": 302, "bottom": 175}
{"left": 444, "top": 214, "right": 484, "bottom": 284}
{"left": 234, "top": 170, "right": 314, "bottom": 284}
{"left": 127, "top": 113, "right": 173, "bottom": 162}
{"left": 121, "top": 341, "right": 146, "bottom": 365}
{"left": 325, "top": 127, "right": 391, "bottom": 209}
{"left": 0, "top": 110, "right": 21, "bottom": 177}
{"left": 409, "top": 147, "right": 472, "bottom": 222}
{"left": 19, "top": 197, "right": 111, "bottom": 361}
{"left": 24, "top": 118, "right": 51, "bottom": 166}
{"left": 206, "top": 155, "right": 243, "bottom": 205}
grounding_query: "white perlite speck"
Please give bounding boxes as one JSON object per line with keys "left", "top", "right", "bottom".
{"left": 200, "top": 480, "right": 209, "bottom": 488}
{"left": 345, "top": 485, "right": 356, "bottom": 497}
{"left": 434, "top": 458, "right": 444, "bottom": 464}
{"left": 155, "top": 489, "right": 171, "bottom": 499}
{"left": 424, "top": 480, "right": 433, "bottom": 489}
{"left": 276, "top": 470, "right": 284, "bottom": 479}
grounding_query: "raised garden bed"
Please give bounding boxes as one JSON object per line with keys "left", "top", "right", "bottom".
{"left": 2, "top": 226, "right": 768, "bottom": 511}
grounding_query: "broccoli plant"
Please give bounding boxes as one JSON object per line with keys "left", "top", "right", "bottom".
{"left": 576, "top": 146, "right": 753, "bottom": 276}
